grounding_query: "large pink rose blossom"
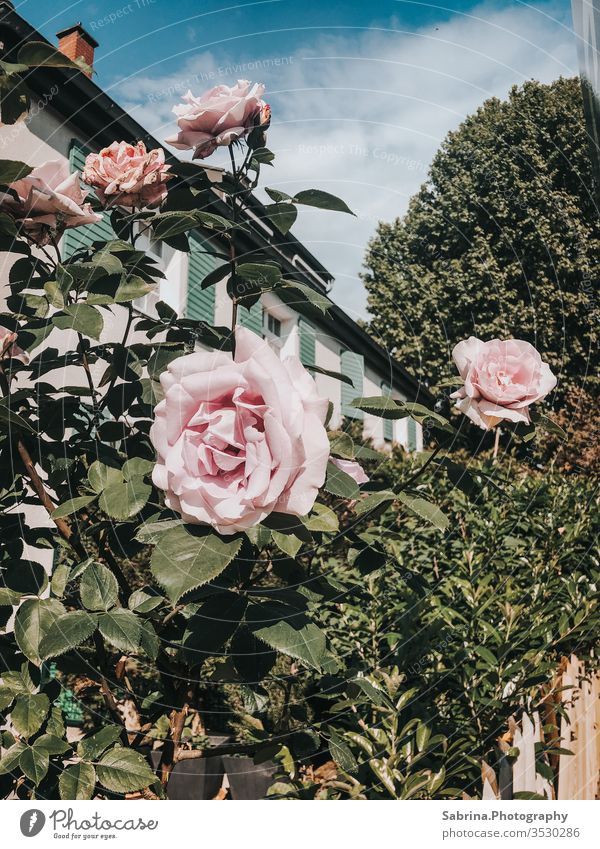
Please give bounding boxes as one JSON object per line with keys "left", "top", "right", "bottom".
{"left": 330, "top": 457, "right": 369, "bottom": 485}
{"left": 166, "top": 81, "right": 269, "bottom": 160}
{"left": 451, "top": 336, "right": 557, "bottom": 430}
{"left": 0, "top": 160, "right": 101, "bottom": 246}
{"left": 0, "top": 327, "right": 27, "bottom": 363}
{"left": 150, "top": 327, "right": 330, "bottom": 535}
{"left": 83, "top": 141, "right": 171, "bottom": 209}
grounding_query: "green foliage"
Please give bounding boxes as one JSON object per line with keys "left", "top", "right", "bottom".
{"left": 363, "top": 78, "right": 599, "bottom": 405}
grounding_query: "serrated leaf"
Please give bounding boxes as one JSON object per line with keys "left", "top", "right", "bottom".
{"left": 151, "top": 526, "right": 242, "bottom": 603}
{"left": 11, "top": 693, "right": 49, "bottom": 738}
{"left": 328, "top": 731, "right": 358, "bottom": 774}
{"left": 246, "top": 602, "right": 329, "bottom": 670}
{"left": 33, "top": 733, "right": 71, "bottom": 756}
{"left": 96, "top": 747, "right": 156, "bottom": 794}
{"left": 271, "top": 530, "right": 302, "bottom": 558}
{"left": 397, "top": 492, "right": 449, "bottom": 531}
{"left": 0, "top": 742, "right": 26, "bottom": 775}
{"left": 354, "top": 490, "right": 395, "bottom": 516}
{"left": 88, "top": 461, "right": 122, "bottom": 494}
{"left": 52, "top": 304, "right": 104, "bottom": 340}
{"left": 77, "top": 726, "right": 122, "bottom": 761}
{"left": 99, "top": 477, "right": 151, "bottom": 521}
{"left": 52, "top": 494, "right": 97, "bottom": 519}
{"left": 39, "top": 610, "right": 97, "bottom": 660}
{"left": 293, "top": 189, "right": 355, "bottom": 215}
{"left": 303, "top": 503, "right": 339, "bottom": 533}
{"left": 324, "top": 461, "right": 360, "bottom": 499}
{"left": 19, "top": 746, "right": 49, "bottom": 784}
{"left": 14, "top": 598, "right": 65, "bottom": 665}
{"left": 0, "top": 160, "right": 33, "bottom": 183}
{"left": 351, "top": 395, "right": 408, "bottom": 419}
{"left": 59, "top": 762, "right": 96, "bottom": 800}
{"left": 97, "top": 609, "right": 141, "bottom": 653}
{"left": 80, "top": 563, "right": 119, "bottom": 612}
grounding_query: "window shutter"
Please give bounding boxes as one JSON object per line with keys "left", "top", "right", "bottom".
{"left": 63, "top": 140, "right": 114, "bottom": 257}
{"left": 340, "top": 350, "right": 364, "bottom": 420}
{"left": 407, "top": 417, "right": 417, "bottom": 451}
{"left": 186, "top": 233, "right": 217, "bottom": 322}
{"left": 239, "top": 300, "right": 263, "bottom": 336}
{"left": 298, "top": 317, "right": 316, "bottom": 366}
{"left": 381, "top": 382, "right": 393, "bottom": 441}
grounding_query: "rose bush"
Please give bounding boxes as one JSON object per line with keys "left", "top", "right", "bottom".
{"left": 83, "top": 141, "right": 171, "bottom": 209}
{"left": 0, "top": 49, "right": 564, "bottom": 802}
{"left": 166, "top": 80, "right": 270, "bottom": 159}
{"left": 150, "top": 326, "right": 330, "bottom": 534}
{"left": 451, "top": 336, "right": 557, "bottom": 429}
{"left": 0, "top": 159, "right": 101, "bottom": 245}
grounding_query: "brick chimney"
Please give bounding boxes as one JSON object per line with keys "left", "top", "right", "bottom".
{"left": 56, "top": 23, "right": 98, "bottom": 77}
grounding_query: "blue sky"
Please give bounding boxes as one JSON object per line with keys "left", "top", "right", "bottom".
{"left": 17, "top": 1, "right": 578, "bottom": 319}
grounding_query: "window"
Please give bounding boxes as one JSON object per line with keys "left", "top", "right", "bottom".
{"left": 340, "top": 349, "right": 364, "bottom": 420}
{"left": 298, "top": 318, "right": 316, "bottom": 367}
{"left": 381, "top": 382, "right": 394, "bottom": 441}
{"left": 407, "top": 417, "right": 418, "bottom": 451}
{"left": 266, "top": 313, "right": 281, "bottom": 337}
{"left": 186, "top": 233, "right": 217, "bottom": 323}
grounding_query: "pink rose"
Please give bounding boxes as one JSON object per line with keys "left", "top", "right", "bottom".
{"left": 166, "top": 80, "right": 269, "bottom": 160}
{"left": 150, "top": 327, "right": 330, "bottom": 535}
{"left": 83, "top": 141, "right": 171, "bottom": 209}
{"left": 330, "top": 457, "right": 369, "bottom": 485}
{"left": 0, "top": 160, "right": 101, "bottom": 246}
{"left": 0, "top": 327, "right": 27, "bottom": 363}
{"left": 451, "top": 336, "right": 557, "bottom": 430}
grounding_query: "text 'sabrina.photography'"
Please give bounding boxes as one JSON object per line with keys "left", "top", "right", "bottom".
{"left": 0, "top": 0, "right": 598, "bottom": 846}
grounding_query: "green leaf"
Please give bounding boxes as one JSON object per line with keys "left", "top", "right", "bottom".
{"left": 474, "top": 645, "right": 498, "bottom": 667}
{"left": 354, "top": 490, "right": 396, "bottom": 515}
{"left": 271, "top": 530, "right": 302, "bottom": 558}
{"left": 181, "top": 592, "right": 247, "bottom": 665}
{"left": 114, "top": 275, "right": 156, "bottom": 303}
{"left": 0, "top": 401, "right": 36, "bottom": 434}
{"left": 351, "top": 395, "right": 407, "bottom": 419}
{"left": 18, "top": 41, "right": 82, "bottom": 69}
{"left": 246, "top": 602, "right": 329, "bottom": 670}
{"left": 97, "top": 609, "right": 142, "bottom": 653}
{"left": 52, "top": 494, "right": 97, "bottom": 519}
{"left": 33, "top": 734, "right": 71, "bottom": 756}
{"left": 0, "top": 160, "right": 33, "bottom": 183}
{"left": 59, "top": 762, "right": 96, "bottom": 800}
{"left": 80, "top": 563, "right": 119, "bottom": 612}
{"left": 324, "top": 461, "right": 360, "bottom": 499}
{"left": 397, "top": 492, "right": 449, "bottom": 531}
{"left": 14, "top": 598, "right": 66, "bottom": 665}
{"left": 236, "top": 262, "right": 281, "bottom": 286}
{"left": 328, "top": 731, "right": 358, "bottom": 774}
{"left": 0, "top": 742, "right": 26, "bottom": 775}
{"left": 304, "top": 364, "right": 354, "bottom": 386}
{"left": 303, "top": 502, "right": 339, "bottom": 533}
{"left": 88, "top": 461, "right": 122, "bottom": 493}
{"left": 11, "top": 693, "right": 49, "bottom": 738}
{"left": 19, "top": 746, "right": 49, "bottom": 784}
{"left": 263, "top": 202, "right": 298, "bottom": 235}
{"left": 39, "top": 610, "right": 97, "bottom": 660}
{"left": 52, "top": 304, "right": 104, "bottom": 340}
{"left": 151, "top": 526, "right": 242, "bottom": 604}
{"left": 77, "top": 726, "right": 122, "bottom": 761}
{"left": 99, "top": 477, "right": 151, "bottom": 521}
{"left": 96, "top": 747, "right": 156, "bottom": 794}
{"left": 328, "top": 431, "right": 355, "bottom": 459}
{"left": 2, "top": 559, "right": 47, "bottom": 595}
{"left": 128, "top": 586, "right": 163, "bottom": 614}
{"left": 293, "top": 189, "right": 355, "bottom": 215}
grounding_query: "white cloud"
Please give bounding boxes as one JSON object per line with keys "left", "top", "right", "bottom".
{"left": 114, "top": 1, "right": 578, "bottom": 321}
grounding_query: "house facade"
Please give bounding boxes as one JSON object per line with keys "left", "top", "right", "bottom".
{"left": 0, "top": 5, "right": 430, "bottom": 451}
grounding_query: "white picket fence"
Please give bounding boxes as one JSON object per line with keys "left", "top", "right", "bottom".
{"left": 482, "top": 655, "right": 600, "bottom": 800}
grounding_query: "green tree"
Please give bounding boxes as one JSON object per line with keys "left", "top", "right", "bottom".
{"left": 363, "top": 77, "right": 599, "bottom": 408}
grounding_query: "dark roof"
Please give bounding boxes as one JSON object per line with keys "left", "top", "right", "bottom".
{"left": 0, "top": 1, "right": 432, "bottom": 403}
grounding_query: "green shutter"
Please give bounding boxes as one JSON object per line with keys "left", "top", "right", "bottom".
{"left": 407, "top": 417, "right": 417, "bottom": 451}
{"left": 299, "top": 317, "right": 316, "bottom": 366}
{"left": 63, "top": 140, "right": 114, "bottom": 257}
{"left": 340, "top": 350, "right": 364, "bottom": 420}
{"left": 381, "top": 382, "right": 393, "bottom": 441}
{"left": 186, "top": 234, "right": 217, "bottom": 322}
{"left": 239, "top": 300, "right": 263, "bottom": 335}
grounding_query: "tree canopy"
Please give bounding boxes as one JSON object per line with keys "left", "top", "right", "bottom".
{"left": 363, "top": 77, "right": 599, "bottom": 409}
